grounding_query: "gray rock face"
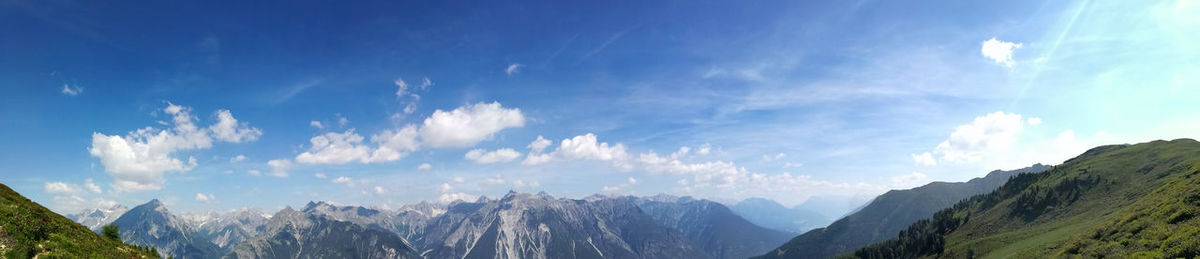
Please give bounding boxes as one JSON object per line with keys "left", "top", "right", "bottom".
{"left": 225, "top": 207, "right": 418, "bottom": 259}
{"left": 192, "top": 209, "right": 270, "bottom": 249}
{"left": 66, "top": 204, "right": 128, "bottom": 231}
{"left": 419, "top": 191, "right": 708, "bottom": 259}
{"left": 110, "top": 199, "right": 223, "bottom": 259}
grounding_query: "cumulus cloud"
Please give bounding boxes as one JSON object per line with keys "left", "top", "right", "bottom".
{"left": 555, "top": 133, "right": 632, "bottom": 169}
{"left": 209, "top": 110, "right": 262, "bottom": 143}
{"left": 932, "top": 111, "right": 1031, "bottom": 164}
{"left": 267, "top": 159, "right": 291, "bottom": 177}
{"left": 314, "top": 173, "right": 327, "bottom": 179}
{"left": 230, "top": 154, "right": 246, "bottom": 163}
{"left": 374, "top": 186, "right": 386, "bottom": 194}
{"left": 465, "top": 148, "right": 522, "bottom": 163}
{"left": 90, "top": 102, "right": 258, "bottom": 192}
{"left": 295, "top": 130, "right": 372, "bottom": 164}
{"left": 981, "top": 38, "right": 1022, "bottom": 67}
{"left": 1027, "top": 117, "right": 1043, "bottom": 126}
{"left": 419, "top": 102, "right": 525, "bottom": 148}
{"left": 84, "top": 179, "right": 102, "bottom": 194}
{"left": 367, "top": 125, "right": 420, "bottom": 162}
{"left": 248, "top": 170, "right": 261, "bottom": 176}
{"left": 418, "top": 163, "right": 432, "bottom": 171}
{"left": 310, "top": 121, "right": 324, "bottom": 129}
{"left": 506, "top": 63, "right": 522, "bottom": 76}
{"left": 43, "top": 180, "right": 116, "bottom": 213}
{"left": 911, "top": 152, "right": 937, "bottom": 166}
{"left": 195, "top": 193, "right": 215, "bottom": 202}
{"left": 61, "top": 84, "right": 83, "bottom": 96}
{"left": 44, "top": 182, "right": 81, "bottom": 195}
{"left": 528, "top": 136, "right": 552, "bottom": 153}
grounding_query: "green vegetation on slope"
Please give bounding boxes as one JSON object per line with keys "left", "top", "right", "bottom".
{"left": 0, "top": 183, "right": 160, "bottom": 258}
{"left": 757, "top": 164, "right": 1047, "bottom": 259}
{"left": 846, "top": 139, "right": 1200, "bottom": 258}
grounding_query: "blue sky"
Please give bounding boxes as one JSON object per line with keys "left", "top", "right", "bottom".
{"left": 2, "top": 0, "right": 1198, "bottom": 214}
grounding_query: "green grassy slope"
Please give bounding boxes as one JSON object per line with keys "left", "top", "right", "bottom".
{"left": 0, "top": 183, "right": 160, "bottom": 258}
{"left": 756, "top": 164, "right": 1047, "bottom": 259}
{"left": 846, "top": 139, "right": 1200, "bottom": 258}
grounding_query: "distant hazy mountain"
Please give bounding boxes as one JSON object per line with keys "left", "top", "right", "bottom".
{"left": 0, "top": 183, "right": 158, "bottom": 258}
{"left": 631, "top": 195, "right": 794, "bottom": 259}
{"left": 419, "top": 191, "right": 709, "bottom": 259}
{"left": 850, "top": 139, "right": 1200, "bottom": 258}
{"left": 225, "top": 206, "right": 418, "bottom": 259}
{"left": 111, "top": 199, "right": 223, "bottom": 258}
{"left": 758, "top": 163, "right": 1051, "bottom": 259}
{"left": 730, "top": 198, "right": 831, "bottom": 233}
{"left": 66, "top": 204, "right": 129, "bottom": 231}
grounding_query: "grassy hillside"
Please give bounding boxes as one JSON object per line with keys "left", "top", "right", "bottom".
{"left": 847, "top": 139, "right": 1200, "bottom": 258}
{"left": 756, "top": 164, "right": 1047, "bottom": 259}
{"left": 0, "top": 183, "right": 159, "bottom": 258}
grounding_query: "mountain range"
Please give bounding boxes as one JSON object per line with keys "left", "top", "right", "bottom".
{"left": 84, "top": 191, "right": 788, "bottom": 258}
{"left": 758, "top": 163, "right": 1050, "bottom": 258}
{"left": 848, "top": 139, "right": 1200, "bottom": 258}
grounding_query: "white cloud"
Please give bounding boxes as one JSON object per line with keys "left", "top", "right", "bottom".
{"left": 981, "top": 38, "right": 1022, "bottom": 67}
{"left": 911, "top": 152, "right": 937, "bottom": 166}
{"left": 556, "top": 133, "right": 631, "bottom": 167}
{"left": 890, "top": 172, "right": 929, "bottom": 189}
{"left": 295, "top": 130, "right": 372, "bottom": 164}
{"left": 61, "top": 84, "right": 83, "bottom": 96}
{"left": 314, "top": 173, "right": 327, "bottom": 179}
{"left": 230, "top": 154, "right": 246, "bottom": 163}
{"left": 439, "top": 192, "right": 477, "bottom": 203}
{"left": 465, "top": 148, "right": 522, "bottom": 164}
{"left": 528, "top": 136, "right": 552, "bottom": 153}
{"left": 932, "top": 111, "right": 1029, "bottom": 164}
{"left": 44, "top": 182, "right": 80, "bottom": 195}
{"left": 195, "top": 193, "right": 215, "bottom": 203}
{"left": 506, "top": 63, "right": 522, "bottom": 76}
{"left": 522, "top": 153, "right": 553, "bottom": 165}
{"left": 394, "top": 78, "right": 410, "bottom": 97}
{"left": 267, "top": 159, "right": 291, "bottom": 177}
{"left": 420, "top": 77, "right": 433, "bottom": 90}
{"left": 403, "top": 103, "right": 418, "bottom": 115}
{"left": 337, "top": 115, "right": 349, "bottom": 127}
{"left": 762, "top": 152, "right": 786, "bottom": 161}
{"left": 418, "top": 163, "right": 432, "bottom": 171}
{"left": 90, "top": 102, "right": 256, "bottom": 192}
{"left": 248, "top": 170, "right": 261, "bottom": 176}
{"left": 1027, "top": 117, "right": 1043, "bottom": 126}
{"left": 310, "top": 121, "right": 324, "bottom": 129}
{"left": 42, "top": 181, "right": 118, "bottom": 214}
{"left": 367, "top": 125, "right": 420, "bottom": 162}
{"left": 84, "top": 179, "right": 102, "bottom": 194}
{"left": 209, "top": 110, "right": 262, "bottom": 143}
{"left": 419, "top": 102, "right": 525, "bottom": 148}
{"left": 374, "top": 186, "right": 386, "bottom": 194}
